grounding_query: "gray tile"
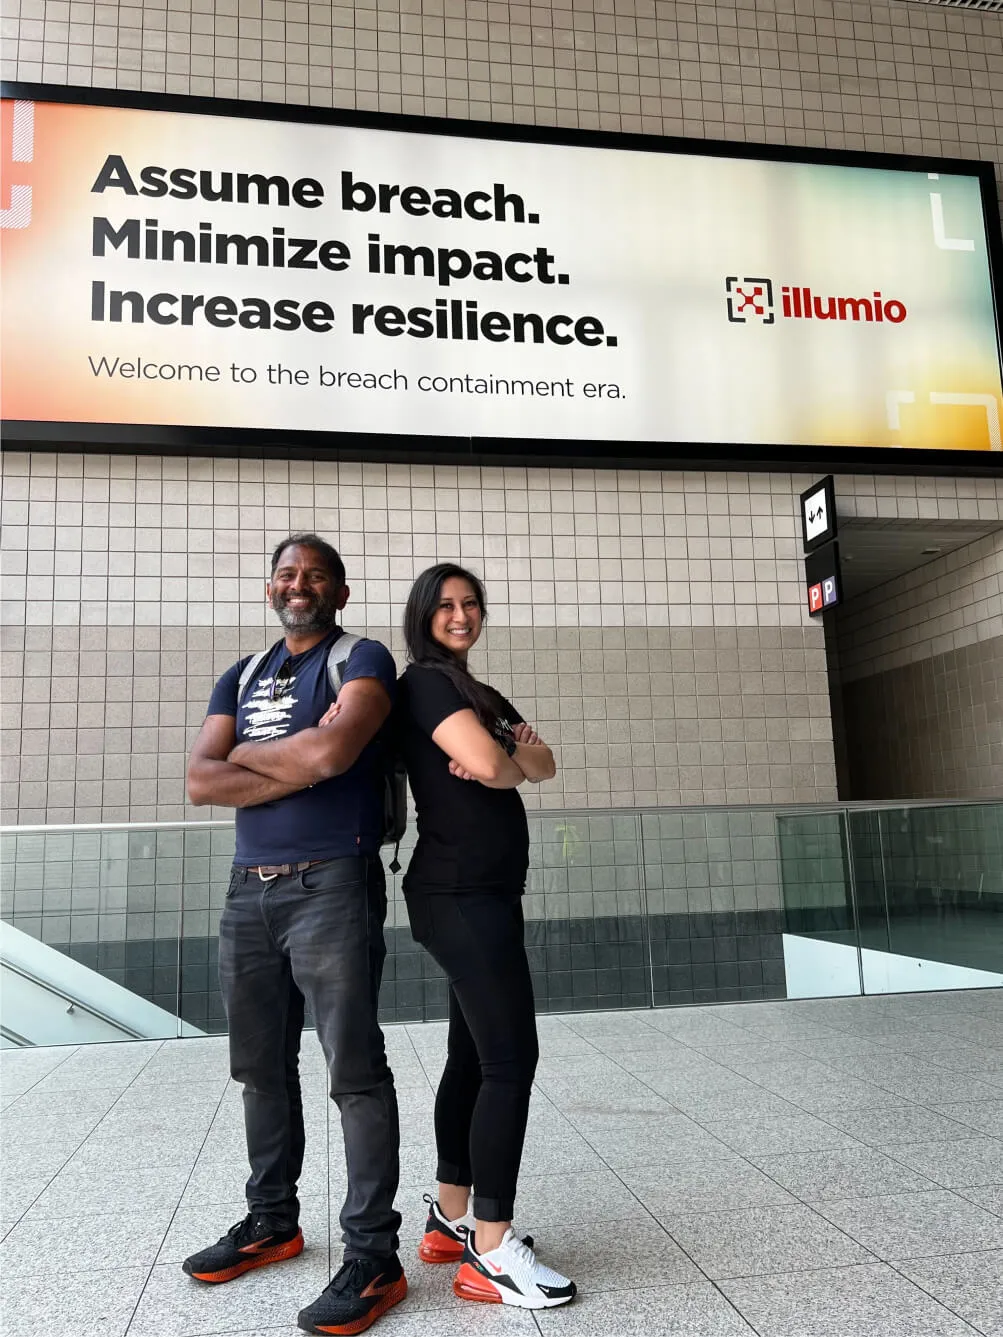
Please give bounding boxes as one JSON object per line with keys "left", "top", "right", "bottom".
{"left": 699, "top": 1112, "right": 860, "bottom": 1158}
{"left": 669, "top": 1085, "right": 804, "bottom": 1122}
{"left": 823, "top": 1105, "right": 990, "bottom": 1147}
{"left": 580, "top": 1121, "right": 724, "bottom": 1170}
{"left": 184, "top": 1153, "right": 328, "bottom": 1206}
{"left": 814, "top": 1190, "right": 1003, "bottom": 1261}
{"left": 750, "top": 1146, "right": 937, "bottom": 1200}
{"left": 926, "top": 1045, "right": 1003, "bottom": 1075}
{"left": 517, "top": 1131, "right": 608, "bottom": 1177}
{"left": 666, "top": 1204, "right": 873, "bottom": 1279}
{"left": 561, "top": 1011, "right": 662, "bottom": 1042}
{"left": 67, "top": 1133, "right": 203, "bottom": 1173}
{"left": 0, "top": 1172, "right": 50, "bottom": 1220}
{"left": 4, "top": 1088, "right": 123, "bottom": 1123}
{"left": 373, "top": 1305, "right": 539, "bottom": 1335}
{"left": 553, "top": 1089, "right": 681, "bottom": 1122}
{"left": 0, "top": 1047, "right": 74, "bottom": 1083}
{"left": 887, "top": 1138, "right": 1003, "bottom": 1189}
{"left": 111, "top": 1082, "right": 231, "bottom": 1113}
{"left": 782, "top": 1076, "right": 910, "bottom": 1113}
{"left": 30, "top": 1161, "right": 193, "bottom": 1219}
{"left": 534, "top": 1282, "right": 756, "bottom": 1335}
{"left": 870, "top": 1073, "right": 1003, "bottom": 1105}
{"left": 509, "top": 1169, "right": 645, "bottom": 1227}
{"left": 27, "top": 1050, "right": 155, "bottom": 1093}
{"left": 0, "top": 1128, "right": 89, "bottom": 1177}
{"left": 959, "top": 1186, "right": 1003, "bottom": 1218}
{"left": 1, "top": 1207, "right": 172, "bottom": 1273}
{"left": 389, "top": 1242, "right": 464, "bottom": 1311}
{"left": 128, "top": 1253, "right": 332, "bottom": 1337}
{"left": 933, "top": 1102, "right": 1003, "bottom": 1139}
{"left": 720, "top": 1262, "right": 981, "bottom": 1337}
{"left": 2, "top": 1263, "right": 149, "bottom": 1337}
{"left": 620, "top": 1151, "right": 797, "bottom": 1219}
{"left": 896, "top": 1250, "right": 1003, "bottom": 1337}
{"left": 529, "top": 1215, "right": 703, "bottom": 1292}
{"left": 680, "top": 1039, "right": 802, "bottom": 1069}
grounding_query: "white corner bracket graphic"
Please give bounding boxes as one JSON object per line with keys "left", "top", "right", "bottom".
{"left": 928, "top": 173, "right": 975, "bottom": 252}
{"left": 0, "top": 100, "right": 34, "bottom": 229}
{"left": 886, "top": 390, "right": 916, "bottom": 434}
{"left": 929, "top": 392, "right": 1002, "bottom": 452}
{"left": 886, "top": 389, "right": 1001, "bottom": 451}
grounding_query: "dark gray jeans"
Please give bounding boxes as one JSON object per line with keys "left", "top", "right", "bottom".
{"left": 218, "top": 855, "right": 401, "bottom": 1260}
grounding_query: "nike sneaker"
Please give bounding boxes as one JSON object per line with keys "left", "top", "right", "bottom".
{"left": 453, "top": 1227, "right": 576, "bottom": 1309}
{"left": 297, "top": 1254, "right": 407, "bottom": 1335}
{"left": 417, "top": 1193, "right": 537, "bottom": 1264}
{"left": 182, "top": 1212, "right": 303, "bottom": 1283}
{"left": 418, "top": 1193, "right": 472, "bottom": 1263}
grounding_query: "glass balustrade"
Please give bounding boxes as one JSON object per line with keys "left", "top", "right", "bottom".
{"left": 2, "top": 801, "right": 1000, "bottom": 1046}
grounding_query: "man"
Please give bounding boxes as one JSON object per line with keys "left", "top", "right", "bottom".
{"left": 183, "top": 533, "right": 405, "bottom": 1336}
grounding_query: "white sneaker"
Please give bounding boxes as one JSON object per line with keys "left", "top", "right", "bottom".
{"left": 454, "top": 1227, "right": 576, "bottom": 1309}
{"left": 418, "top": 1194, "right": 473, "bottom": 1263}
{"left": 418, "top": 1193, "right": 536, "bottom": 1265}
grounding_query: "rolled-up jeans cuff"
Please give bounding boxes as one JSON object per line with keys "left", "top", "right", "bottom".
{"left": 435, "top": 1158, "right": 472, "bottom": 1189}
{"left": 471, "top": 1193, "right": 513, "bottom": 1223}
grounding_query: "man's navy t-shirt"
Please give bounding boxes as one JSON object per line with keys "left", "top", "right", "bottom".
{"left": 206, "top": 629, "right": 396, "bottom": 866}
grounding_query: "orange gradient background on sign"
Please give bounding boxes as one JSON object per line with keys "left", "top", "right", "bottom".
{"left": 1, "top": 100, "right": 234, "bottom": 424}
{"left": 2, "top": 96, "right": 1001, "bottom": 450}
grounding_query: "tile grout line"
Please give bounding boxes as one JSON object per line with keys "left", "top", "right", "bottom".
{"left": 117, "top": 1048, "right": 235, "bottom": 1336}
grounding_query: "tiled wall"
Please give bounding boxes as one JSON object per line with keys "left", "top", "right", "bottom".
{"left": 834, "top": 530, "right": 1003, "bottom": 799}
{"left": 1, "top": 450, "right": 843, "bottom": 822}
{"left": 4, "top": 450, "right": 1002, "bottom": 827}
{"left": 2, "top": 0, "right": 1000, "bottom": 210}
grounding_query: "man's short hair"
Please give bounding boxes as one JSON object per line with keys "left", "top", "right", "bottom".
{"left": 270, "top": 534, "right": 346, "bottom": 586}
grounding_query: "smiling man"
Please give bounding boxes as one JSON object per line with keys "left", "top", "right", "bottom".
{"left": 183, "top": 534, "right": 406, "bottom": 1336}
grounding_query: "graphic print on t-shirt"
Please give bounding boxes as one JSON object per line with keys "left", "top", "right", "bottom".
{"left": 241, "top": 670, "right": 298, "bottom": 740}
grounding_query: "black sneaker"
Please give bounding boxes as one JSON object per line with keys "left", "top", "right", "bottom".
{"left": 297, "top": 1254, "right": 407, "bottom": 1335}
{"left": 182, "top": 1212, "right": 303, "bottom": 1283}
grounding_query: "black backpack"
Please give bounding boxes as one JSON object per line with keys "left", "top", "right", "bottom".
{"left": 237, "top": 633, "right": 408, "bottom": 871}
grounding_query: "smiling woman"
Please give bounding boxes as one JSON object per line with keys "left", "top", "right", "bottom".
{"left": 394, "top": 563, "right": 575, "bottom": 1312}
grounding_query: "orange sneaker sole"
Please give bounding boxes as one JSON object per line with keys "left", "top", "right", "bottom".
{"left": 453, "top": 1262, "right": 503, "bottom": 1304}
{"left": 189, "top": 1230, "right": 304, "bottom": 1283}
{"left": 418, "top": 1231, "right": 464, "bottom": 1264}
{"left": 312, "top": 1275, "right": 408, "bottom": 1334}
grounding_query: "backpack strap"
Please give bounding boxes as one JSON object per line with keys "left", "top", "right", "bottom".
{"left": 327, "top": 631, "right": 361, "bottom": 695}
{"left": 237, "top": 648, "right": 274, "bottom": 706}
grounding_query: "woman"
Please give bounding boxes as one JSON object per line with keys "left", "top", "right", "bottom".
{"left": 398, "top": 563, "right": 576, "bottom": 1310}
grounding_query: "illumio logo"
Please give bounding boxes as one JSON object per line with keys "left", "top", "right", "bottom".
{"left": 726, "top": 276, "right": 907, "bottom": 325}
{"left": 726, "top": 277, "right": 775, "bottom": 324}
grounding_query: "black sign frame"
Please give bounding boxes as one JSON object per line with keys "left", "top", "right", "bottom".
{"left": 800, "top": 476, "right": 839, "bottom": 552}
{"left": 3, "top": 80, "right": 1003, "bottom": 478}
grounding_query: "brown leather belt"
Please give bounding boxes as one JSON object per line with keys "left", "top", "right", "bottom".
{"left": 240, "top": 859, "right": 326, "bottom": 879}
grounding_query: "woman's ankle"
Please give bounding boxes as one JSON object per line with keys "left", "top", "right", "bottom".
{"left": 438, "top": 1183, "right": 471, "bottom": 1222}
{"left": 474, "top": 1220, "right": 511, "bottom": 1254}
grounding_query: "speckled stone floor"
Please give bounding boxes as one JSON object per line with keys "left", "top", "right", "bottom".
{"left": 2, "top": 990, "right": 1002, "bottom": 1337}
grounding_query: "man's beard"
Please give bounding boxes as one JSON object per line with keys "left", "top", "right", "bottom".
{"left": 271, "top": 589, "right": 341, "bottom": 635}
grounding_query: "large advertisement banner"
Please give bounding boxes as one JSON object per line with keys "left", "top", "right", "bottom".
{"left": 2, "top": 90, "right": 1001, "bottom": 455}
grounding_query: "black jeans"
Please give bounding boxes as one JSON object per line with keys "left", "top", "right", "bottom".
{"left": 405, "top": 889, "right": 539, "bottom": 1222}
{"left": 219, "top": 855, "right": 401, "bottom": 1260}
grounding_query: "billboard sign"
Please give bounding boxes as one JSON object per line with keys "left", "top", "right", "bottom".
{"left": 2, "top": 86, "right": 1001, "bottom": 466}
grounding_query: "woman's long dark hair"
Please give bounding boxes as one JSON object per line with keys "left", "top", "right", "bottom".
{"left": 404, "top": 563, "right": 501, "bottom": 728}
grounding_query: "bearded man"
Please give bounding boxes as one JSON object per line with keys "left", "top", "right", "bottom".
{"left": 183, "top": 534, "right": 406, "bottom": 1336}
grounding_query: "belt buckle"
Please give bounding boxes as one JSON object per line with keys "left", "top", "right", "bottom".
{"left": 256, "top": 865, "right": 282, "bottom": 882}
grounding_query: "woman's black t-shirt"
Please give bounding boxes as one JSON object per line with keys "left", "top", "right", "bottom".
{"left": 398, "top": 663, "right": 530, "bottom": 895}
